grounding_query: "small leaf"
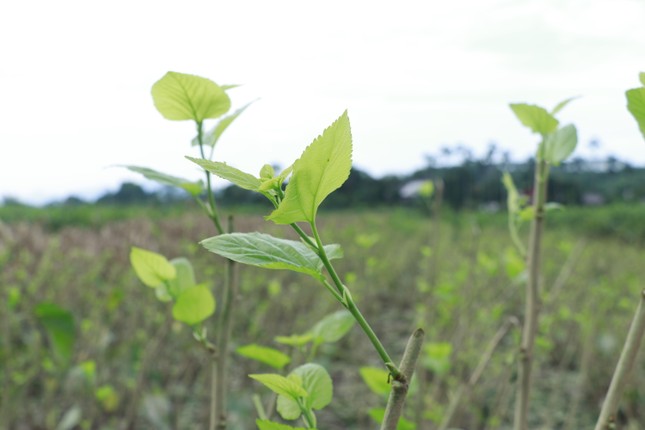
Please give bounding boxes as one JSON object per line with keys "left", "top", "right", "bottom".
{"left": 275, "top": 333, "right": 315, "bottom": 347}
{"left": 510, "top": 103, "right": 559, "bottom": 135}
{"left": 310, "top": 310, "right": 355, "bottom": 344}
{"left": 200, "top": 232, "right": 326, "bottom": 280}
{"left": 544, "top": 124, "right": 578, "bottom": 165}
{"left": 277, "top": 364, "right": 332, "bottom": 420}
{"left": 187, "top": 157, "right": 261, "bottom": 191}
{"left": 418, "top": 180, "right": 434, "bottom": 198}
{"left": 237, "top": 344, "right": 291, "bottom": 370}
{"left": 124, "top": 166, "right": 202, "bottom": 196}
{"left": 249, "top": 373, "right": 308, "bottom": 400}
{"left": 151, "top": 72, "right": 230, "bottom": 122}
{"left": 256, "top": 420, "right": 309, "bottom": 430}
{"left": 167, "top": 258, "right": 196, "bottom": 298}
{"left": 172, "top": 284, "right": 215, "bottom": 325}
{"left": 267, "top": 111, "right": 352, "bottom": 224}
{"left": 194, "top": 102, "right": 254, "bottom": 147}
{"left": 130, "top": 247, "right": 176, "bottom": 288}
{"left": 35, "top": 303, "right": 75, "bottom": 366}
{"left": 551, "top": 96, "right": 579, "bottom": 115}
{"left": 260, "top": 164, "right": 275, "bottom": 180}
{"left": 626, "top": 86, "right": 645, "bottom": 140}
{"left": 259, "top": 165, "right": 294, "bottom": 192}
{"left": 359, "top": 367, "right": 391, "bottom": 396}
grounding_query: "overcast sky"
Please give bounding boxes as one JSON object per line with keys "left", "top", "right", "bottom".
{"left": 1, "top": 0, "right": 644, "bottom": 205}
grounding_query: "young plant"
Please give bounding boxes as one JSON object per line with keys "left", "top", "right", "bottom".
{"left": 507, "top": 98, "right": 579, "bottom": 430}
{"left": 189, "top": 111, "right": 424, "bottom": 429}
{"left": 126, "top": 71, "right": 251, "bottom": 430}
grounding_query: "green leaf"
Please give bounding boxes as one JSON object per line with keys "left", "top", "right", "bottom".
{"left": 256, "top": 420, "right": 310, "bottom": 430}
{"left": 172, "top": 284, "right": 215, "bottom": 325}
{"left": 193, "top": 102, "right": 254, "bottom": 147}
{"left": 151, "top": 72, "right": 231, "bottom": 122}
{"left": 543, "top": 124, "right": 578, "bottom": 165}
{"left": 640, "top": 72, "right": 645, "bottom": 86}
{"left": 626, "top": 87, "right": 645, "bottom": 140}
{"left": 510, "top": 103, "right": 559, "bottom": 135}
{"left": 359, "top": 367, "right": 391, "bottom": 396}
{"left": 418, "top": 180, "right": 434, "bottom": 198}
{"left": 310, "top": 310, "right": 355, "bottom": 344}
{"left": 130, "top": 247, "right": 176, "bottom": 288}
{"left": 260, "top": 164, "right": 275, "bottom": 180}
{"left": 35, "top": 303, "right": 75, "bottom": 365}
{"left": 200, "top": 232, "right": 326, "bottom": 280}
{"left": 274, "top": 333, "right": 315, "bottom": 347}
{"left": 267, "top": 111, "right": 352, "bottom": 224}
{"left": 249, "top": 373, "right": 308, "bottom": 400}
{"left": 259, "top": 164, "right": 294, "bottom": 192}
{"left": 186, "top": 157, "right": 261, "bottom": 191}
{"left": 237, "top": 344, "right": 291, "bottom": 370}
{"left": 551, "top": 96, "right": 579, "bottom": 115}
{"left": 423, "top": 342, "right": 453, "bottom": 376}
{"left": 277, "top": 364, "right": 332, "bottom": 420}
{"left": 167, "top": 258, "right": 196, "bottom": 298}
{"left": 124, "top": 166, "right": 202, "bottom": 196}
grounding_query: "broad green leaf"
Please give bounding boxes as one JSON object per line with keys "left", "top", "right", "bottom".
{"left": 275, "top": 333, "right": 315, "bottom": 347}
{"left": 130, "top": 247, "right": 176, "bottom": 288}
{"left": 237, "top": 344, "right": 291, "bottom": 370}
{"left": 510, "top": 103, "right": 559, "bottom": 135}
{"left": 359, "top": 367, "right": 391, "bottom": 396}
{"left": 193, "top": 102, "right": 254, "bottom": 147}
{"left": 151, "top": 72, "right": 230, "bottom": 122}
{"left": 551, "top": 96, "right": 579, "bottom": 115}
{"left": 249, "top": 373, "right": 307, "bottom": 400}
{"left": 35, "top": 303, "right": 75, "bottom": 365}
{"left": 368, "top": 408, "right": 416, "bottom": 430}
{"left": 626, "top": 87, "right": 645, "bottom": 140}
{"left": 200, "top": 232, "right": 326, "bottom": 280}
{"left": 544, "top": 124, "right": 578, "bottom": 165}
{"left": 256, "top": 420, "right": 310, "bottom": 430}
{"left": 124, "top": 166, "right": 202, "bottom": 196}
{"left": 172, "top": 284, "right": 215, "bottom": 325}
{"left": 310, "top": 310, "right": 355, "bottom": 344}
{"left": 277, "top": 364, "right": 332, "bottom": 420}
{"left": 186, "top": 157, "right": 261, "bottom": 191}
{"left": 423, "top": 342, "right": 453, "bottom": 376}
{"left": 267, "top": 111, "right": 352, "bottom": 224}
{"left": 167, "top": 258, "right": 196, "bottom": 298}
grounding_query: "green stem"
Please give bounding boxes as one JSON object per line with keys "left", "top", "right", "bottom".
{"left": 514, "top": 149, "right": 549, "bottom": 430}
{"left": 197, "top": 121, "right": 224, "bottom": 235}
{"left": 308, "top": 221, "right": 400, "bottom": 379}
{"left": 298, "top": 400, "right": 317, "bottom": 428}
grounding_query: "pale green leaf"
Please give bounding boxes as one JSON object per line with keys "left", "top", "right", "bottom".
{"left": 200, "top": 232, "right": 325, "bottom": 280}
{"left": 277, "top": 364, "right": 332, "bottom": 420}
{"left": 151, "top": 72, "right": 230, "bottom": 122}
{"left": 359, "top": 367, "right": 391, "bottom": 396}
{"left": 237, "top": 344, "right": 291, "bottom": 370}
{"left": 274, "top": 333, "right": 314, "bottom": 347}
{"left": 124, "top": 166, "right": 202, "bottom": 196}
{"left": 551, "top": 96, "right": 579, "bottom": 115}
{"left": 172, "top": 284, "right": 215, "bottom": 325}
{"left": 130, "top": 247, "right": 176, "bottom": 288}
{"left": 35, "top": 303, "right": 75, "bottom": 365}
{"left": 249, "top": 373, "right": 307, "bottom": 400}
{"left": 626, "top": 87, "right": 645, "bottom": 140}
{"left": 167, "top": 258, "right": 195, "bottom": 298}
{"left": 510, "top": 103, "right": 559, "bottom": 135}
{"left": 186, "top": 157, "right": 261, "bottom": 191}
{"left": 256, "top": 420, "right": 310, "bottom": 430}
{"left": 267, "top": 111, "right": 352, "bottom": 224}
{"left": 310, "top": 310, "right": 355, "bottom": 344}
{"left": 543, "top": 124, "right": 578, "bottom": 165}
{"left": 193, "top": 102, "right": 254, "bottom": 147}
{"left": 259, "top": 164, "right": 294, "bottom": 192}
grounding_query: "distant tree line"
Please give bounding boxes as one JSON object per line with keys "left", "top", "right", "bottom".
{"left": 5, "top": 144, "right": 645, "bottom": 210}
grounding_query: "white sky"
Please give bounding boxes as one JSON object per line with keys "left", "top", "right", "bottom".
{"left": 1, "top": 0, "right": 644, "bottom": 205}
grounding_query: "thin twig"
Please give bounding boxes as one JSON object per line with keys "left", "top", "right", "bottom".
{"left": 380, "top": 329, "right": 425, "bottom": 430}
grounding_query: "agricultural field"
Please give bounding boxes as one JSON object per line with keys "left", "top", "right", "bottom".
{"left": 1, "top": 205, "right": 643, "bottom": 429}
